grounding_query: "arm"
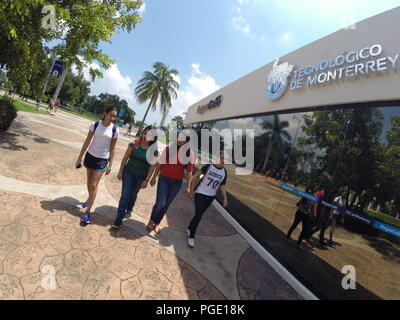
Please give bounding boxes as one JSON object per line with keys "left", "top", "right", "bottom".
{"left": 220, "top": 185, "right": 228, "bottom": 208}
{"left": 117, "top": 145, "right": 134, "bottom": 180}
{"left": 76, "top": 130, "right": 94, "bottom": 167}
{"left": 106, "top": 138, "right": 118, "bottom": 175}
{"left": 150, "top": 163, "right": 164, "bottom": 187}
{"left": 141, "top": 164, "right": 156, "bottom": 189}
{"left": 185, "top": 170, "right": 193, "bottom": 195}
{"left": 188, "top": 170, "right": 202, "bottom": 198}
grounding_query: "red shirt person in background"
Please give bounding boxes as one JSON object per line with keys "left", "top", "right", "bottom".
{"left": 147, "top": 131, "right": 194, "bottom": 234}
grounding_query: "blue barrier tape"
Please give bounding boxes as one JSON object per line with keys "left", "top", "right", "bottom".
{"left": 280, "top": 184, "right": 399, "bottom": 238}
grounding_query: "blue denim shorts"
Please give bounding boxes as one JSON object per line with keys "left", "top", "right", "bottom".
{"left": 84, "top": 152, "right": 108, "bottom": 172}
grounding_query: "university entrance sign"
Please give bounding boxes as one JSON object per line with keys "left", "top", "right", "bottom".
{"left": 266, "top": 44, "right": 399, "bottom": 101}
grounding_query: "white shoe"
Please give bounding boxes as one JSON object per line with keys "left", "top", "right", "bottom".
{"left": 187, "top": 237, "right": 195, "bottom": 248}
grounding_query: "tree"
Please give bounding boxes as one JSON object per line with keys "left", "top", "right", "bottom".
{"left": 301, "top": 108, "right": 384, "bottom": 211}
{"left": 171, "top": 115, "right": 184, "bottom": 129}
{"left": 261, "top": 115, "right": 291, "bottom": 173}
{"left": 0, "top": 1, "right": 143, "bottom": 98}
{"left": 135, "top": 62, "right": 179, "bottom": 134}
{"left": 375, "top": 116, "right": 400, "bottom": 218}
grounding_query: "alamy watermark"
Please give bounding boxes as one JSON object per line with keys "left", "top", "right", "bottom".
{"left": 143, "top": 122, "right": 255, "bottom": 176}
{"left": 341, "top": 265, "right": 356, "bottom": 290}
{"left": 41, "top": 264, "right": 57, "bottom": 290}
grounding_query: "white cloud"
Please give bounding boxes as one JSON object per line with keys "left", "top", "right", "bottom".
{"left": 232, "top": 0, "right": 266, "bottom": 41}
{"left": 77, "top": 61, "right": 134, "bottom": 103}
{"left": 233, "top": 16, "right": 251, "bottom": 35}
{"left": 191, "top": 63, "right": 202, "bottom": 75}
{"left": 167, "top": 64, "right": 220, "bottom": 122}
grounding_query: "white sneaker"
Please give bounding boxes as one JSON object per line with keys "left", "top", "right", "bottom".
{"left": 187, "top": 237, "right": 195, "bottom": 248}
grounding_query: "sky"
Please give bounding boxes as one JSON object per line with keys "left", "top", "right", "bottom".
{"left": 84, "top": 0, "right": 400, "bottom": 125}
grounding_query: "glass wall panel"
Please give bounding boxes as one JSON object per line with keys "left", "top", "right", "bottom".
{"left": 193, "top": 104, "right": 400, "bottom": 299}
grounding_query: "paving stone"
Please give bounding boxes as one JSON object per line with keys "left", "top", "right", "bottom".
{"left": 38, "top": 235, "right": 72, "bottom": 256}
{"left": 82, "top": 270, "right": 122, "bottom": 300}
{"left": 0, "top": 238, "right": 17, "bottom": 261}
{"left": 20, "top": 272, "right": 57, "bottom": 300}
{"left": 99, "top": 234, "right": 117, "bottom": 248}
{"left": 40, "top": 255, "right": 65, "bottom": 273}
{"left": 140, "top": 291, "right": 170, "bottom": 300}
{"left": 156, "top": 262, "right": 182, "bottom": 283}
{"left": 134, "top": 242, "right": 163, "bottom": 268}
{"left": 56, "top": 271, "right": 88, "bottom": 292}
{"left": 3, "top": 244, "right": 46, "bottom": 277}
{"left": 198, "top": 283, "right": 226, "bottom": 300}
{"left": 53, "top": 224, "right": 76, "bottom": 241}
{"left": 107, "top": 259, "right": 140, "bottom": 280}
{"left": 88, "top": 246, "right": 115, "bottom": 268}
{"left": 0, "top": 223, "right": 30, "bottom": 246}
{"left": 60, "top": 214, "right": 81, "bottom": 228}
{"left": 43, "top": 215, "right": 62, "bottom": 226}
{"left": 121, "top": 276, "right": 143, "bottom": 299}
{"left": 139, "top": 269, "right": 172, "bottom": 292}
{"left": 27, "top": 224, "right": 54, "bottom": 241}
{"left": 64, "top": 249, "right": 97, "bottom": 274}
{"left": 0, "top": 274, "right": 25, "bottom": 300}
{"left": 16, "top": 208, "right": 47, "bottom": 226}
{"left": 71, "top": 229, "right": 101, "bottom": 251}
{"left": 170, "top": 282, "right": 199, "bottom": 300}
{"left": 0, "top": 212, "right": 16, "bottom": 226}
{"left": 181, "top": 268, "right": 208, "bottom": 291}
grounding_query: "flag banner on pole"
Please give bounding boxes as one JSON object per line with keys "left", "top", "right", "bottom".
{"left": 51, "top": 60, "right": 63, "bottom": 77}
{"left": 118, "top": 108, "right": 125, "bottom": 118}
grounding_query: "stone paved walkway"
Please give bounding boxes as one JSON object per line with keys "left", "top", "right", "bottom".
{"left": 0, "top": 107, "right": 302, "bottom": 300}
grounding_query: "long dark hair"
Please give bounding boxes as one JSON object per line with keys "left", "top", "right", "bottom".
{"left": 141, "top": 125, "right": 158, "bottom": 147}
{"left": 103, "top": 106, "right": 118, "bottom": 120}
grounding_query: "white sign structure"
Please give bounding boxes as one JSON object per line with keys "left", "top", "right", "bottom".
{"left": 266, "top": 44, "right": 399, "bottom": 100}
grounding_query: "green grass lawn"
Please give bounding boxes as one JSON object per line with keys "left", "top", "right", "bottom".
{"left": 13, "top": 100, "right": 48, "bottom": 115}
{"left": 365, "top": 209, "right": 400, "bottom": 229}
{"left": 60, "top": 106, "right": 102, "bottom": 122}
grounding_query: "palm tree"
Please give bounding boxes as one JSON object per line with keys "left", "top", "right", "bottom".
{"left": 171, "top": 115, "right": 184, "bottom": 129}
{"left": 261, "top": 115, "right": 291, "bottom": 173}
{"left": 135, "top": 62, "right": 179, "bottom": 134}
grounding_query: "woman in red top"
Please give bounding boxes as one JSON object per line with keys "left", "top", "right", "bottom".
{"left": 148, "top": 131, "right": 194, "bottom": 234}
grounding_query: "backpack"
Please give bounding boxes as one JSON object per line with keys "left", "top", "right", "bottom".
{"left": 93, "top": 120, "right": 117, "bottom": 139}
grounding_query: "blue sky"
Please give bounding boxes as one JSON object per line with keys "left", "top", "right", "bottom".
{"left": 86, "top": 0, "right": 400, "bottom": 125}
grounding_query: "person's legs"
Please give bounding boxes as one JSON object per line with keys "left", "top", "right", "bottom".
{"left": 287, "top": 210, "right": 303, "bottom": 239}
{"left": 114, "top": 168, "right": 135, "bottom": 226}
{"left": 297, "top": 214, "right": 311, "bottom": 246}
{"left": 188, "top": 193, "right": 214, "bottom": 238}
{"left": 149, "top": 175, "right": 169, "bottom": 228}
{"left": 126, "top": 174, "right": 146, "bottom": 217}
{"left": 152, "top": 178, "right": 182, "bottom": 233}
{"left": 85, "top": 169, "right": 94, "bottom": 203}
{"left": 329, "top": 218, "right": 337, "bottom": 243}
{"left": 86, "top": 171, "right": 104, "bottom": 213}
{"left": 319, "top": 212, "right": 329, "bottom": 244}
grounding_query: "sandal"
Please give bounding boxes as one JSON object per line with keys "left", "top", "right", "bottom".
{"left": 154, "top": 225, "right": 161, "bottom": 234}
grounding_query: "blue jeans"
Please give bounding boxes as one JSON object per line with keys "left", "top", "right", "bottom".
{"left": 114, "top": 167, "right": 146, "bottom": 226}
{"left": 150, "top": 174, "right": 183, "bottom": 225}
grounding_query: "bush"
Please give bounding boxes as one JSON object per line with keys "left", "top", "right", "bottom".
{"left": 0, "top": 97, "right": 17, "bottom": 131}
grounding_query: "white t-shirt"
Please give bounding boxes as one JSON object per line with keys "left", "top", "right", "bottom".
{"left": 333, "top": 196, "right": 345, "bottom": 215}
{"left": 87, "top": 121, "right": 119, "bottom": 159}
{"left": 196, "top": 164, "right": 227, "bottom": 197}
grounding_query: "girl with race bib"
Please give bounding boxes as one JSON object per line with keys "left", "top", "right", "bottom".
{"left": 187, "top": 151, "right": 228, "bottom": 248}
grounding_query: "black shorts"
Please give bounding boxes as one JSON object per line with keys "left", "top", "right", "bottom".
{"left": 84, "top": 152, "right": 109, "bottom": 172}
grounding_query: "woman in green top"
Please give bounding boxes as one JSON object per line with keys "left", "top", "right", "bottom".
{"left": 112, "top": 126, "right": 158, "bottom": 228}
